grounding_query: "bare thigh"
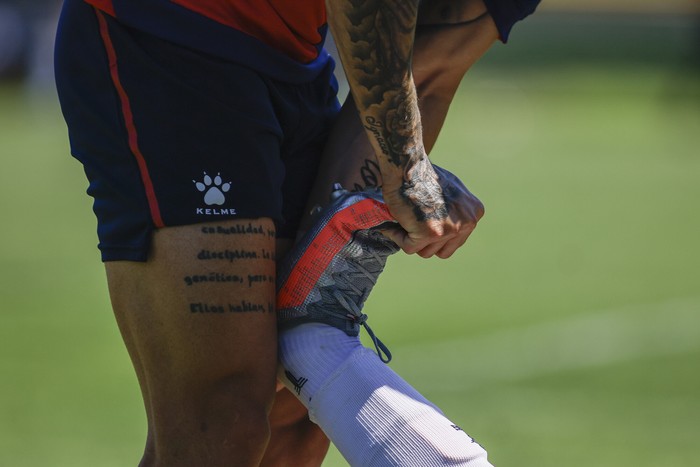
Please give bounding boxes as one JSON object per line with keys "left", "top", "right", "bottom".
{"left": 107, "top": 218, "right": 278, "bottom": 467}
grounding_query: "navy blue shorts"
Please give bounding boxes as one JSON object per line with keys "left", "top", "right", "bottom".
{"left": 55, "top": 0, "right": 340, "bottom": 261}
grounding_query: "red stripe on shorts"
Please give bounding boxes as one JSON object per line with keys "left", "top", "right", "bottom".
{"left": 277, "top": 198, "right": 393, "bottom": 309}
{"left": 86, "top": 0, "right": 115, "bottom": 17}
{"left": 95, "top": 9, "right": 165, "bottom": 228}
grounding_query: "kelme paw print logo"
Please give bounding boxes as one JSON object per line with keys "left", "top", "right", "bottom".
{"left": 193, "top": 172, "right": 231, "bottom": 206}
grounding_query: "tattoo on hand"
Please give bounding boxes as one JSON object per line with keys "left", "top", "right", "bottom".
{"left": 400, "top": 159, "right": 448, "bottom": 221}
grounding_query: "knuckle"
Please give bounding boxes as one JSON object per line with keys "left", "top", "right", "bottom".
{"left": 460, "top": 214, "right": 480, "bottom": 232}
{"left": 461, "top": 221, "right": 476, "bottom": 234}
{"left": 441, "top": 223, "right": 461, "bottom": 237}
{"left": 426, "top": 224, "right": 444, "bottom": 238}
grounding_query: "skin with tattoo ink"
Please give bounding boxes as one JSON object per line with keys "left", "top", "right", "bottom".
{"left": 353, "top": 158, "right": 382, "bottom": 191}
{"left": 328, "top": 0, "right": 484, "bottom": 258}
{"left": 184, "top": 223, "right": 276, "bottom": 314}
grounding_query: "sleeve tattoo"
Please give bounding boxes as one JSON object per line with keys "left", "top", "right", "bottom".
{"left": 328, "top": 0, "right": 448, "bottom": 221}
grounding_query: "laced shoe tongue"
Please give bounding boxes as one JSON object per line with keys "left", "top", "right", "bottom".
{"left": 276, "top": 187, "right": 399, "bottom": 363}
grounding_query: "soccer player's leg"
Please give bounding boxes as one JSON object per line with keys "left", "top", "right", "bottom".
{"left": 54, "top": 1, "right": 323, "bottom": 463}
{"left": 106, "top": 220, "right": 278, "bottom": 466}
{"left": 275, "top": 1, "right": 541, "bottom": 463}
{"left": 276, "top": 187, "right": 491, "bottom": 466}
{"left": 262, "top": 372, "right": 330, "bottom": 467}
{"left": 274, "top": 1, "right": 502, "bottom": 464}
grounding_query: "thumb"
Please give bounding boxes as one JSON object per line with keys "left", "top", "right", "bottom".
{"left": 378, "top": 225, "right": 406, "bottom": 248}
{"left": 379, "top": 226, "right": 422, "bottom": 255}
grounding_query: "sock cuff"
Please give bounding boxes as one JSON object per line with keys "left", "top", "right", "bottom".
{"left": 279, "top": 323, "right": 362, "bottom": 403}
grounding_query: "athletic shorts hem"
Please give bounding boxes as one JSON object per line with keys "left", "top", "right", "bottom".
{"left": 100, "top": 244, "right": 151, "bottom": 262}
{"left": 55, "top": 0, "right": 339, "bottom": 263}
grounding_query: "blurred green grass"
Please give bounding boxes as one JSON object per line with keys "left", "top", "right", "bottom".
{"left": 1, "top": 11, "right": 699, "bottom": 467}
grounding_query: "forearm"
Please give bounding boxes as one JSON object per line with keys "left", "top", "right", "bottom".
{"left": 414, "top": 1, "right": 499, "bottom": 148}
{"left": 326, "top": 0, "right": 443, "bottom": 221}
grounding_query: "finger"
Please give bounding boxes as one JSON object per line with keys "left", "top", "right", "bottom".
{"left": 379, "top": 227, "right": 415, "bottom": 254}
{"left": 400, "top": 236, "right": 427, "bottom": 255}
{"left": 435, "top": 230, "right": 472, "bottom": 259}
{"left": 416, "top": 238, "right": 451, "bottom": 259}
{"left": 378, "top": 226, "right": 403, "bottom": 244}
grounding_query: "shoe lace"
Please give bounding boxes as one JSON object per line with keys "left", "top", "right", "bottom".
{"left": 329, "top": 237, "right": 393, "bottom": 363}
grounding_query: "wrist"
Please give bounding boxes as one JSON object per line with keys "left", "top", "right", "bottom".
{"left": 382, "top": 160, "right": 447, "bottom": 223}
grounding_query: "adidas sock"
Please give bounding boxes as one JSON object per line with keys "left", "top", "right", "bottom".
{"left": 278, "top": 323, "right": 492, "bottom": 466}
{"left": 278, "top": 323, "right": 362, "bottom": 403}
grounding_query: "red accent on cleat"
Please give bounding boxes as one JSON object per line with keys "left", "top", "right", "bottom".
{"left": 277, "top": 198, "right": 393, "bottom": 309}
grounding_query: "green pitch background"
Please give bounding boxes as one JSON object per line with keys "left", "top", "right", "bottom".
{"left": 1, "top": 11, "right": 698, "bottom": 467}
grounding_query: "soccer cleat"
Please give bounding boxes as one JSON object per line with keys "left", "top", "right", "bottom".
{"left": 277, "top": 185, "right": 399, "bottom": 362}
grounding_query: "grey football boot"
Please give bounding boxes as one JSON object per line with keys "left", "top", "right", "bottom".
{"left": 276, "top": 185, "right": 399, "bottom": 362}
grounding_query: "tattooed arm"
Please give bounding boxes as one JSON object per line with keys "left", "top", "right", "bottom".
{"left": 326, "top": 0, "right": 484, "bottom": 258}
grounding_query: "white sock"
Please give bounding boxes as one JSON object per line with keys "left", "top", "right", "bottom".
{"left": 278, "top": 323, "right": 493, "bottom": 466}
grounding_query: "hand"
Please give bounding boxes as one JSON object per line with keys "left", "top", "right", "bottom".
{"left": 381, "top": 163, "right": 484, "bottom": 259}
